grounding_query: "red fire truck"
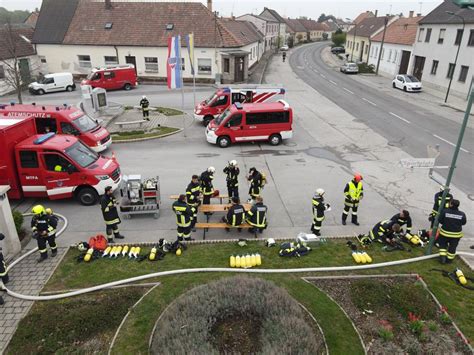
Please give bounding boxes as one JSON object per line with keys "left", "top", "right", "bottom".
{"left": 0, "top": 103, "right": 112, "bottom": 152}
{"left": 0, "top": 116, "right": 121, "bottom": 205}
{"left": 194, "top": 86, "right": 285, "bottom": 125}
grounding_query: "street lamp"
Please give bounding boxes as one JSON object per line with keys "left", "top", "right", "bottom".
{"left": 444, "top": 11, "right": 465, "bottom": 103}
{"left": 346, "top": 18, "right": 357, "bottom": 61}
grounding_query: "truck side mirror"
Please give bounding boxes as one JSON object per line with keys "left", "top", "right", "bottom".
{"left": 66, "top": 164, "right": 75, "bottom": 174}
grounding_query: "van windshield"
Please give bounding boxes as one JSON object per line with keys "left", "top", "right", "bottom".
{"left": 73, "top": 114, "right": 99, "bottom": 133}
{"left": 205, "top": 93, "right": 218, "bottom": 105}
{"left": 214, "top": 108, "right": 232, "bottom": 125}
{"left": 65, "top": 141, "right": 99, "bottom": 168}
{"left": 86, "top": 72, "right": 100, "bottom": 80}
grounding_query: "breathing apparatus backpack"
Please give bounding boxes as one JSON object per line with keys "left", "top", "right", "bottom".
{"left": 279, "top": 242, "right": 311, "bottom": 257}
{"left": 260, "top": 172, "right": 267, "bottom": 188}
{"left": 88, "top": 235, "right": 108, "bottom": 252}
{"left": 431, "top": 268, "right": 474, "bottom": 290}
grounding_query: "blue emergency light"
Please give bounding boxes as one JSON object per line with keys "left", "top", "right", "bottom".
{"left": 222, "top": 87, "right": 231, "bottom": 93}
{"left": 34, "top": 132, "right": 56, "bottom": 145}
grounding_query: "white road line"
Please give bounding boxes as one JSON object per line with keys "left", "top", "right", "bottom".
{"left": 329, "top": 80, "right": 338, "bottom": 85}
{"left": 320, "top": 74, "right": 326, "bottom": 78}
{"left": 389, "top": 112, "right": 411, "bottom": 124}
{"left": 433, "top": 134, "right": 469, "bottom": 153}
{"left": 362, "top": 98, "right": 377, "bottom": 106}
{"left": 343, "top": 87, "right": 354, "bottom": 94}
{"left": 313, "top": 68, "right": 319, "bottom": 73}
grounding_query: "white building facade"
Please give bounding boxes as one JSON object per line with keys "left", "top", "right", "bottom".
{"left": 368, "top": 42, "right": 414, "bottom": 77}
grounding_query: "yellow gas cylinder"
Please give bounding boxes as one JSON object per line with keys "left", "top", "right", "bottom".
{"left": 250, "top": 254, "right": 257, "bottom": 267}
{"left": 363, "top": 251, "right": 373, "bottom": 263}
{"left": 255, "top": 253, "right": 262, "bottom": 266}
{"left": 108, "top": 246, "right": 116, "bottom": 258}
{"left": 245, "top": 254, "right": 252, "bottom": 267}
{"left": 240, "top": 255, "right": 247, "bottom": 268}
{"left": 115, "top": 246, "right": 122, "bottom": 257}
{"left": 235, "top": 255, "right": 241, "bottom": 268}
{"left": 352, "top": 251, "right": 362, "bottom": 264}
{"left": 230, "top": 255, "right": 236, "bottom": 268}
{"left": 122, "top": 245, "right": 129, "bottom": 257}
{"left": 455, "top": 268, "right": 467, "bottom": 285}
{"left": 149, "top": 247, "right": 157, "bottom": 261}
{"left": 358, "top": 252, "right": 367, "bottom": 264}
{"left": 176, "top": 248, "right": 182, "bottom": 256}
{"left": 135, "top": 247, "right": 141, "bottom": 257}
{"left": 84, "top": 248, "right": 94, "bottom": 262}
{"left": 128, "top": 247, "right": 135, "bottom": 258}
{"left": 102, "top": 246, "right": 112, "bottom": 257}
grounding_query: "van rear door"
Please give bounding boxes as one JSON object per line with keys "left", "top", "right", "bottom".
{"left": 16, "top": 150, "right": 48, "bottom": 197}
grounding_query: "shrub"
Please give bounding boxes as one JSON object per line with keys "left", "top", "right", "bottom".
{"left": 427, "top": 320, "right": 439, "bottom": 332}
{"left": 378, "top": 327, "right": 394, "bottom": 342}
{"left": 440, "top": 312, "right": 451, "bottom": 325}
{"left": 332, "top": 32, "right": 346, "bottom": 47}
{"left": 150, "top": 276, "right": 323, "bottom": 354}
{"left": 12, "top": 209, "right": 24, "bottom": 235}
{"left": 357, "top": 63, "right": 375, "bottom": 73}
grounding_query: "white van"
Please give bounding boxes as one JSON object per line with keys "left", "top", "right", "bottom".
{"left": 28, "top": 73, "right": 76, "bottom": 95}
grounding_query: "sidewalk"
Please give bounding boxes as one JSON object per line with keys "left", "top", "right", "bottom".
{"left": 248, "top": 51, "right": 274, "bottom": 84}
{"left": 80, "top": 99, "right": 125, "bottom": 128}
{"left": 107, "top": 108, "right": 183, "bottom": 135}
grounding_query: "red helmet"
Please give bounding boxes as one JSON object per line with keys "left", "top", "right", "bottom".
{"left": 354, "top": 174, "right": 363, "bottom": 182}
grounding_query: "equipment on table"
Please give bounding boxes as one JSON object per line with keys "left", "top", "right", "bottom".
{"left": 120, "top": 175, "right": 160, "bottom": 219}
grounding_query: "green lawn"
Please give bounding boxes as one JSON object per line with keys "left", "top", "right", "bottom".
{"left": 111, "top": 127, "right": 179, "bottom": 141}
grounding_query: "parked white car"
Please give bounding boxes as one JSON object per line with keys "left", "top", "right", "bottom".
{"left": 29, "top": 72, "right": 76, "bottom": 95}
{"left": 280, "top": 45, "right": 289, "bottom": 51}
{"left": 340, "top": 63, "right": 359, "bottom": 74}
{"left": 392, "top": 74, "right": 422, "bottom": 92}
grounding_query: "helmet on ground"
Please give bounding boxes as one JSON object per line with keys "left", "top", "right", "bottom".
{"left": 208, "top": 166, "right": 216, "bottom": 173}
{"left": 315, "top": 188, "right": 325, "bottom": 197}
{"left": 229, "top": 160, "right": 237, "bottom": 166}
{"left": 32, "top": 205, "right": 45, "bottom": 215}
{"left": 265, "top": 238, "right": 276, "bottom": 247}
{"left": 353, "top": 174, "right": 363, "bottom": 182}
{"left": 77, "top": 242, "right": 89, "bottom": 252}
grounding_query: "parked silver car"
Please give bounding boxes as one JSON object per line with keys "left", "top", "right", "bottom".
{"left": 340, "top": 63, "right": 359, "bottom": 74}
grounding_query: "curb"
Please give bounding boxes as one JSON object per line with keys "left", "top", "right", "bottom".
{"left": 259, "top": 53, "right": 274, "bottom": 84}
{"left": 111, "top": 128, "right": 183, "bottom": 143}
{"left": 79, "top": 100, "right": 124, "bottom": 129}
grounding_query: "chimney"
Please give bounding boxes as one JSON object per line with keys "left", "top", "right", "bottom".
{"left": 207, "top": 0, "right": 212, "bottom": 12}
{"left": 409, "top": 11, "right": 414, "bottom": 18}
{"left": 417, "top": 13, "right": 422, "bottom": 17}
{"left": 105, "top": 0, "right": 112, "bottom": 10}
{"left": 374, "top": 10, "right": 378, "bottom": 17}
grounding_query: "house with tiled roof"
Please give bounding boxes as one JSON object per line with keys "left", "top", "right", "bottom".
{"left": 409, "top": 0, "right": 474, "bottom": 98}
{"left": 367, "top": 12, "right": 423, "bottom": 77}
{"left": 236, "top": 13, "right": 278, "bottom": 51}
{"left": 32, "top": 0, "right": 264, "bottom": 84}
{"left": 298, "top": 19, "right": 327, "bottom": 42}
{"left": 259, "top": 8, "right": 287, "bottom": 47}
{"left": 353, "top": 11, "right": 375, "bottom": 25}
{"left": 284, "top": 18, "right": 307, "bottom": 44}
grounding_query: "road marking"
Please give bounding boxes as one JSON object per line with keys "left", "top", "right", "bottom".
{"left": 329, "top": 80, "right": 338, "bottom": 86}
{"left": 343, "top": 87, "right": 354, "bottom": 94}
{"left": 362, "top": 98, "right": 377, "bottom": 106}
{"left": 313, "top": 68, "right": 319, "bottom": 73}
{"left": 320, "top": 74, "right": 326, "bottom": 78}
{"left": 389, "top": 112, "right": 411, "bottom": 124}
{"left": 433, "top": 134, "right": 469, "bottom": 153}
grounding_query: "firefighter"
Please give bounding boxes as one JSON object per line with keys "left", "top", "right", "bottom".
{"left": 311, "top": 188, "right": 330, "bottom": 236}
{"left": 369, "top": 220, "right": 401, "bottom": 244}
{"left": 246, "top": 196, "right": 268, "bottom": 234}
{"left": 100, "top": 186, "right": 124, "bottom": 243}
{"left": 172, "top": 194, "right": 194, "bottom": 241}
{"left": 186, "top": 175, "right": 201, "bottom": 229}
{"left": 140, "top": 95, "right": 150, "bottom": 120}
{"left": 31, "top": 205, "right": 58, "bottom": 263}
{"left": 247, "top": 167, "right": 263, "bottom": 202}
{"left": 200, "top": 167, "right": 216, "bottom": 207}
{"left": 342, "top": 174, "right": 364, "bottom": 225}
{"left": 223, "top": 160, "right": 240, "bottom": 202}
{"left": 429, "top": 188, "right": 453, "bottom": 228}
{"left": 390, "top": 210, "right": 412, "bottom": 233}
{"left": 0, "top": 232, "right": 5, "bottom": 306}
{"left": 222, "top": 197, "right": 245, "bottom": 232}
{"left": 438, "top": 199, "right": 466, "bottom": 264}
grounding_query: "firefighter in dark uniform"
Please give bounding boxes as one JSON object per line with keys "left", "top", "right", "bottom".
{"left": 369, "top": 220, "right": 401, "bottom": 244}
{"left": 186, "top": 175, "right": 201, "bottom": 229}
{"left": 31, "top": 205, "right": 58, "bottom": 263}
{"left": 430, "top": 188, "right": 453, "bottom": 228}
{"left": 0, "top": 232, "right": 9, "bottom": 305}
{"left": 342, "top": 174, "right": 363, "bottom": 225}
{"left": 390, "top": 210, "right": 412, "bottom": 233}
{"left": 223, "top": 160, "right": 240, "bottom": 202}
{"left": 100, "top": 186, "right": 124, "bottom": 243}
{"left": 247, "top": 167, "right": 263, "bottom": 202}
{"left": 246, "top": 196, "right": 268, "bottom": 234}
{"left": 438, "top": 199, "right": 466, "bottom": 264}
{"left": 311, "top": 188, "right": 330, "bottom": 236}
{"left": 222, "top": 197, "right": 245, "bottom": 232}
{"left": 200, "top": 167, "right": 216, "bottom": 206}
{"left": 140, "top": 95, "right": 150, "bottom": 120}
{"left": 172, "top": 194, "right": 194, "bottom": 241}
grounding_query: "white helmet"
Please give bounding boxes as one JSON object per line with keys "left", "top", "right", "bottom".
{"left": 208, "top": 166, "right": 216, "bottom": 173}
{"left": 142, "top": 95, "right": 147, "bottom": 99}
{"left": 265, "top": 238, "right": 276, "bottom": 247}
{"left": 230, "top": 160, "right": 237, "bottom": 166}
{"left": 315, "top": 188, "right": 325, "bottom": 197}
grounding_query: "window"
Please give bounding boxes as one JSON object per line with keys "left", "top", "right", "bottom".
{"left": 227, "top": 114, "right": 242, "bottom": 127}
{"left": 431, "top": 60, "right": 439, "bottom": 75}
{"left": 61, "top": 122, "right": 79, "bottom": 135}
{"left": 393, "top": 51, "right": 397, "bottom": 63}
{"left": 43, "top": 77, "right": 54, "bottom": 84}
{"left": 459, "top": 66, "right": 469, "bottom": 82}
{"left": 0, "top": 65, "right": 5, "bottom": 79}
{"left": 144, "top": 57, "right": 158, "bottom": 72}
{"left": 212, "top": 95, "right": 228, "bottom": 107}
{"left": 40, "top": 56, "right": 47, "bottom": 63}
{"left": 375, "top": 47, "right": 378, "bottom": 58}
{"left": 181, "top": 57, "right": 185, "bottom": 71}
{"left": 198, "top": 58, "right": 212, "bottom": 74}
{"left": 104, "top": 22, "right": 113, "bottom": 29}
{"left": 365, "top": 44, "right": 368, "bottom": 54}
{"left": 418, "top": 28, "right": 425, "bottom": 42}
{"left": 103, "top": 71, "right": 115, "bottom": 79}
{"left": 78, "top": 55, "right": 91, "bottom": 68}
{"left": 246, "top": 111, "right": 290, "bottom": 125}
{"left": 425, "top": 28, "right": 432, "bottom": 42}
{"left": 455, "top": 29, "right": 464, "bottom": 45}
{"left": 381, "top": 48, "right": 385, "bottom": 59}
{"left": 447, "top": 63, "right": 455, "bottom": 79}
{"left": 356, "top": 42, "right": 359, "bottom": 51}
{"left": 438, "top": 29, "right": 446, "bottom": 44}
{"left": 388, "top": 49, "right": 392, "bottom": 62}
{"left": 223, "top": 58, "right": 230, "bottom": 73}
{"left": 469, "top": 30, "right": 474, "bottom": 46}
{"left": 20, "top": 151, "right": 38, "bottom": 168}
{"left": 44, "top": 154, "right": 73, "bottom": 172}
{"left": 104, "top": 56, "right": 118, "bottom": 65}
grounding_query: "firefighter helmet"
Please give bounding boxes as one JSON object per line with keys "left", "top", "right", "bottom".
{"left": 315, "top": 188, "right": 325, "bottom": 197}
{"left": 208, "top": 166, "right": 216, "bottom": 173}
{"left": 229, "top": 160, "right": 237, "bottom": 166}
{"left": 32, "top": 205, "right": 45, "bottom": 215}
{"left": 354, "top": 174, "right": 363, "bottom": 182}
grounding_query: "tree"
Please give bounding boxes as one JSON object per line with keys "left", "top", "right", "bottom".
{"left": 287, "top": 36, "right": 294, "bottom": 48}
{"left": 317, "top": 13, "right": 326, "bottom": 22}
{"left": 332, "top": 32, "right": 346, "bottom": 47}
{"left": 335, "top": 28, "right": 343, "bottom": 35}
{"left": 0, "top": 7, "right": 30, "bottom": 24}
{"left": 296, "top": 33, "right": 303, "bottom": 43}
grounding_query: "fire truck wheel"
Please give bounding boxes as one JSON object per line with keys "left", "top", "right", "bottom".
{"left": 77, "top": 187, "right": 99, "bottom": 206}
{"left": 217, "top": 136, "right": 231, "bottom": 148}
{"left": 269, "top": 134, "right": 282, "bottom": 146}
{"left": 123, "top": 83, "right": 132, "bottom": 91}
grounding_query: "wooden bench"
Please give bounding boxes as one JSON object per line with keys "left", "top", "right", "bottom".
{"left": 169, "top": 194, "right": 229, "bottom": 204}
{"left": 116, "top": 120, "right": 147, "bottom": 128}
{"left": 195, "top": 222, "right": 257, "bottom": 239}
{"left": 199, "top": 203, "right": 252, "bottom": 213}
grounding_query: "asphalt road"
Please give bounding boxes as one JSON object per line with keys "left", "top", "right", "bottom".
{"left": 290, "top": 42, "right": 474, "bottom": 198}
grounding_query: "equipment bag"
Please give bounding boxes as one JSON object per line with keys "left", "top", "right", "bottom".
{"left": 88, "top": 234, "right": 108, "bottom": 252}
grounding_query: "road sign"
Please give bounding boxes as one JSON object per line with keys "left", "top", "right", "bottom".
{"left": 400, "top": 158, "right": 435, "bottom": 168}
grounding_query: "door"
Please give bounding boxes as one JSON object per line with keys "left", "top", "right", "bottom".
{"left": 399, "top": 51, "right": 411, "bottom": 74}
{"left": 125, "top": 56, "right": 137, "bottom": 74}
{"left": 211, "top": 95, "right": 229, "bottom": 115}
{"left": 18, "top": 58, "right": 31, "bottom": 85}
{"left": 234, "top": 57, "right": 245, "bottom": 82}
{"left": 41, "top": 153, "right": 77, "bottom": 199}
{"left": 102, "top": 71, "right": 116, "bottom": 89}
{"left": 226, "top": 113, "right": 244, "bottom": 142}
{"left": 359, "top": 41, "right": 365, "bottom": 61}
{"left": 17, "top": 150, "right": 47, "bottom": 198}
{"left": 413, "top": 56, "right": 425, "bottom": 81}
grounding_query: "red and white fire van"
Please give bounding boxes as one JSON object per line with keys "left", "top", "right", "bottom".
{"left": 0, "top": 116, "right": 121, "bottom": 205}
{"left": 81, "top": 64, "right": 138, "bottom": 91}
{"left": 194, "top": 86, "right": 285, "bottom": 125}
{"left": 206, "top": 100, "right": 293, "bottom": 148}
{"left": 0, "top": 103, "right": 112, "bottom": 152}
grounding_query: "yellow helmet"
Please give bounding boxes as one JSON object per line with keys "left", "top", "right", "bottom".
{"left": 45, "top": 208, "right": 53, "bottom": 215}
{"left": 32, "top": 205, "right": 45, "bottom": 215}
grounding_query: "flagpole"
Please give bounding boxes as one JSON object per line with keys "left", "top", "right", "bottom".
{"left": 179, "top": 35, "right": 186, "bottom": 138}
{"left": 192, "top": 32, "right": 196, "bottom": 109}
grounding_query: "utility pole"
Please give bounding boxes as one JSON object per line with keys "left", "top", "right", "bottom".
{"left": 214, "top": 10, "right": 218, "bottom": 84}
{"left": 444, "top": 11, "right": 465, "bottom": 103}
{"left": 375, "top": 16, "right": 388, "bottom": 75}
